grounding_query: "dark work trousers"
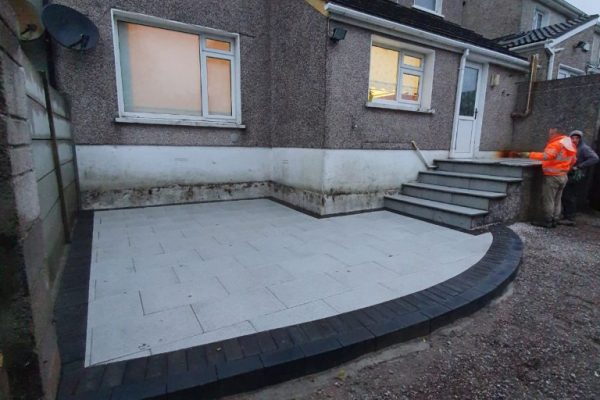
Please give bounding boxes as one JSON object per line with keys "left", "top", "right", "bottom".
{"left": 562, "top": 177, "right": 583, "bottom": 220}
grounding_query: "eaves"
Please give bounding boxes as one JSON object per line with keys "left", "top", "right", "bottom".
{"left": 510, "top": 17, "right": 599, "bottom": 52}
{"left": 324, "top": 2, "right": 529, "bottom": 71}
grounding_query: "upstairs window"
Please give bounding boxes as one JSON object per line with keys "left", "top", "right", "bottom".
{"left": 533, "top": 9, "right": 546, "bottom": 29}
{"left": 367, "top": 37, "right": 435, "bottom": 112}
{"left": 413, "top": 0, "right": 443, "bottom": 15}
{"left": 112, "top": 10, "right": 241, "bottom": 125}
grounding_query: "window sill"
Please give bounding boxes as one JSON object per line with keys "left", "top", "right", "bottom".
{"left": 115, "top": 116, "right": 246, "bottom": 129}
{"left": 411, "top": 5, "right": 444, "bottom": 18}
{"left": 365, "top": 102, "right": 435, "bottom": 114}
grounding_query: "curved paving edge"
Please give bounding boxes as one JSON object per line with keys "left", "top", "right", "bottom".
{"left": 55, "top": 212, "right": 522, "bottom": 400}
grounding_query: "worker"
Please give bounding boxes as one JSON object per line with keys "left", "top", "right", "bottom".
{"left": 519, "top": 127, "right": 577, "bottom": 228}
{"left": 560, "top": 130, "right": 599, "bottom": 225}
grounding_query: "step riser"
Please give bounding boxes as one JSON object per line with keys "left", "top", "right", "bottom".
{"left": 402, "top": 186, "right": 490, "bottom": 210}
{"left": 435, "top": 161, "right": 523, "bottom": 178}
{"left": 419, "top": 174, "right": 508, "bottom": 193}
{"left": 384, "top": 198, "right": 480, "bottom": 230}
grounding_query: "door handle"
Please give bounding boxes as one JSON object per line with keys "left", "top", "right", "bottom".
{"left": 474, "top": 108, "right": 478, "bottom": 119}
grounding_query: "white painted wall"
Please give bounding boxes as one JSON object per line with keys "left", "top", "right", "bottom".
{"left": 76, "top": 145, "right": 449, "bottom": 193}
{"left": 76, "top": 145, "right": 272, "bottom": 191}
{"left": 271, "top": 148, "right": 325, "bottom": 192}
{"left": 322, "top": 149, "right": 449, "bottom": 191}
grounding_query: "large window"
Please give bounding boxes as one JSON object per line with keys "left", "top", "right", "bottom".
{"left": 413, "top": 0, "right": 443, "bottom": 15}
{"left": 367, "top": 38, "right": 434, "bottom": 112}
{"left": 112, "top": 10, "right": 241, "bottom": 126}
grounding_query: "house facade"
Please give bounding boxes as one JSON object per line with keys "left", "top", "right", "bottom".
{"left": 51, "top": 0, "right": 531, "bottom": 215}
{"left": 462, "top": 0, "right": 600, "bottom": 79}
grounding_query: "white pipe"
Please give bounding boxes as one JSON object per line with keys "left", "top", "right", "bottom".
{"left": 450, "top": 49, "right": 470, "bottom": 156}
{"left": 545, "top": 43, "right": 556, "bottom": 80}
{"left": 324, "top": 3, "right": 530, "bottom": 71}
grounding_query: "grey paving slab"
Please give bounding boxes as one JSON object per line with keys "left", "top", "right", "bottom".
{"left": 268, "top": 273, "right": 351, "bottom": 308}
{"left": 250, "top": 300, "right": 338, "bottom": 331}
{"left": 140, "top": 278, "right": 229, "bottom": 315}
{"left": 192, "top": 288, "right": 286, "bottom": 332}
{"left": 89, "top": 305, "right": 202, "bottom": 365}
{"left": 87, "top": 199, "right": 492, "bottom": 367}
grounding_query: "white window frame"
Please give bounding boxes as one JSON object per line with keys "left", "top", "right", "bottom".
{"left": 413, "top": 0, "right": 444, "bottom": 17}
{"left": 532, "top": 9, "right": 547, "bottom": 30}
{"left": 111, "top": 9, "right": 243, "bottom": 127}
{"left": 557, "top": 64, "right": 584, "bottom": 79}
{"left": 367, "top": 36, "right": 435, "bottom": 113}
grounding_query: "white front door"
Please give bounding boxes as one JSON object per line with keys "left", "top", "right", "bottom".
{"left": 450, "top": 62, "right": 484, "bottom": 159}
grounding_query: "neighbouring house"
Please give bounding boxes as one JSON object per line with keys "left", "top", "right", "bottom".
{"left": 52, "top": 0, "right": 531, "bottom": 218}
{"left": 461, "top": 0, "right": 600, "bottom": 79}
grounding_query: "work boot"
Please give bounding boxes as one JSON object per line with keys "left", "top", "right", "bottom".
{"left": 557, "top": 218, "right": 575, "bottom": 226}
{"left": 531, "top": 220, "right": 554, "bottom": 228}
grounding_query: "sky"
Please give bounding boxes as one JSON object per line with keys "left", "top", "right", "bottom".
{"left": 566, "top": 0, "right": 600, "bottom": 15}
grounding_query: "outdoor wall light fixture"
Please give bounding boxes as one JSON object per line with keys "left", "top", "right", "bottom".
{"left": 330, "top": 27, "right": 347, "bottom": 42}
{"left": 575, "top": 41, "right": 590, "bottom": 52}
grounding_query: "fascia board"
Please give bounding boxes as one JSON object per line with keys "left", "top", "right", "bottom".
{"left": 325, "top": 3, "right": 529, "bottom": 71}
{"left": 549, "top": 18, "right": 598, "bottom": 46}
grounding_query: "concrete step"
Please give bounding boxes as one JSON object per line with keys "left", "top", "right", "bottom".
{"left": 384, "top": 194, "right": 488, "bottom": 230}
{"left": 418, "top": 171, "right": 522, "bottom": 193}
{"left": 402, "top": 182, "right": 506, "bottom": 210}
{"left": 435, "top": 159, "right": 525, "bottom": 178}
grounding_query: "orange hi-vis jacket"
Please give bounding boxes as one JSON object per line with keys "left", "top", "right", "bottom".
{"left": 529, "top": 134, "right": 577, "bottom": 176}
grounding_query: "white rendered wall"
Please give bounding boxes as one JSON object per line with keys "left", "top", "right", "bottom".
{"left": 322, "top": 149, "right": 448, "bottom": 192}
{"left": 76, "top": 145, "right": 272, "bottom": 191}
{"left": 76, "top": 145, "right": 449, "bottom": 198}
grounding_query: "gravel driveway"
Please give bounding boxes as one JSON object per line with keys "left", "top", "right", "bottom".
{"left": 229, "top": 213, "right": 600, "bottom": 400}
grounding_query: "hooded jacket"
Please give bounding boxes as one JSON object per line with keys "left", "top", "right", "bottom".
{"left": 529, "top": 134, "right": 577, "bottom": 176}
{"left": 571, "top": 134, "right": 599, "bottom": 170}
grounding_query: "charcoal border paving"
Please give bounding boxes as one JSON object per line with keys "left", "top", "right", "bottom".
{"left": 55, "top": 211, "right": 522, "bottom": 400}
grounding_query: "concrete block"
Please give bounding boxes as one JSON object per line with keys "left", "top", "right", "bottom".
{"left": 0, "top": 17, "right": 20, "bottom": 65}
{"left": 5, "top": 117, "right": 32, "bottom": 145}
{"left": 28, "top": 98, "right": 51, "bottom": 139}
{"left": 22, "top": 220, "right": 47, "bottom": 292}
{"left": 1, "top": 53, "right": 28, "bottom": 118}
{"left": 31, "top": 140, "right": 54, "bottom": 179}
{"left": 8, "top": 146, "right": 34, "bottom": 176}
{"left": 12, "top": 170, "right": 41, "bottom": 231}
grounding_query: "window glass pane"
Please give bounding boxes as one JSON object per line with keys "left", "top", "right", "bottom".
{"left": 118, "top": 22, "right": 202, "bottom": 115}
{"left": 368, "top": 46, "right": 399, "bottom": 101}
{"left": 534, "top": 12, "right": 543, "bottom": 29}
{"left": 415, "top": 0, "right": 436, "bottom": 11}
{"left": 400, "top": 73, "right": 420, "bottom": 101}
{"left": 459, "top": 67, "right": 478, "bottom": 116}
{"left": 206, "top": 38, "right": 231, "bottom": 52}
{"left": 207, "top": 57, "right": 232, "bottom": 116}
{"left": 403, "top": 54, "right": 423, "bottom": 69}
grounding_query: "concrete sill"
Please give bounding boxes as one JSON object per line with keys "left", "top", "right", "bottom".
{"left": 115, "top": 117, "right": 246, "bottom": 129}
{"left": 365, "top": 102, "right": 435, "bottom": 114}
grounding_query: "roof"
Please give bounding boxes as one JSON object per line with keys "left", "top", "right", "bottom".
{"left": 494, "top": 14, "right": 599, "bottom": 49}
{"left": 328, "top": 0, "right": 520, "bottom": 58}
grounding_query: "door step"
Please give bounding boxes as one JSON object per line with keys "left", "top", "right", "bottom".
{"left": 418, "top": 170, "right": 522, "bottom": 193}
{"left": 402, "top": 182, "right": 506, "bottom": 210}
{"left": 384, "top": 194, "right": 488, "bottom": 230}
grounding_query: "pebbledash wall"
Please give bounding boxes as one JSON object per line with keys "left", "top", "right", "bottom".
{"left": 54, "top": 0, "right": 525, "bottom": 215}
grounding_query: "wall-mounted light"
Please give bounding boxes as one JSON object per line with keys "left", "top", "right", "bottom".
{"left": 330, "top": 27, "right": 347, "bottom": 43}
{"left": 575, "top": 41, "right": 590, "bottom": 52}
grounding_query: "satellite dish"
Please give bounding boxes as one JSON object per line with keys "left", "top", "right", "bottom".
{"left": 41, "top": 4, "right": 99, "bottom": 50}
{"left": 7, "top": 0, "right": 45, "bottom": 41}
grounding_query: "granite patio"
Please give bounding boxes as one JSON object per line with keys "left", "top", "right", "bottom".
{"left": 86, "top": 199, "right": 492, "bottom": 366}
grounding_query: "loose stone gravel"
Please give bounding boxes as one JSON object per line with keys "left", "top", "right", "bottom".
{"left": 229, "top": 213, "right": 600, "bottom": 400}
